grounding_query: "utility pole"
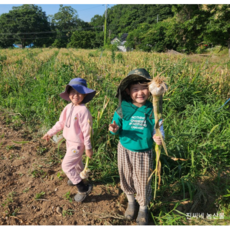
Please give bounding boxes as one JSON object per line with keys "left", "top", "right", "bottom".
{"left": 157, "top": 14, "right": 159, "bottom": 23}
{"left": 109, "top": 29, "right": 111, "bottom": 39}
{"left": 104, "top": 4, "right": 107, "bottom": 46}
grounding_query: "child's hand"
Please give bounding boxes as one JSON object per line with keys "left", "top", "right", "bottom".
{"left": 109, "top": 121, "right": 119, "bottom": 133}
{"left": 85, "top": 149, "right": 93, "bottom": 158}
{"left": 153, "top": 134, "right": 162, "bottom": 145}
{"left": 42, "top": 134, "right": 51, "bottom": 142}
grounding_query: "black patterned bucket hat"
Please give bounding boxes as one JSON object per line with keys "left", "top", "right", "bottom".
{"left": 115, "top": 68, "right": 163, "bottom": 117}
{"left": 116, "top": 68, "right": 151, "bottom": 104}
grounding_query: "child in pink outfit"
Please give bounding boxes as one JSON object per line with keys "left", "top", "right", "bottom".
{"left": 42, "top": 78, "right": 96, "bottom": 202}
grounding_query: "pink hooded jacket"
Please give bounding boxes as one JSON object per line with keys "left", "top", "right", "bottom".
{"left": 47, "top": 103, "right": 92, "bottom": 150}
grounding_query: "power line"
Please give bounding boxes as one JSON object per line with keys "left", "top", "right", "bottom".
{"left": 0, "top": 21, "right": 140, "bottom": 37}
{"left": 1, "top": 31, "right": 57, "bottom": 35}
{"left": 0, "top": 25, "right": 105, "bottom": 40}
{"left": 5, "top": 35, "right": 70, "bottom": 40}
{"left": 0, "top": 26, "right": 103, "bottom": 35}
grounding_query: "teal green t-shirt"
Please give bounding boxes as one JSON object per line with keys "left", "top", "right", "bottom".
{"left": 110, "top": 100, "right": 155, "bottom": 152}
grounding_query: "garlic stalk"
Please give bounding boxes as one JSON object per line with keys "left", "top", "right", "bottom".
{"left": 80, "top": 119, "right": 93, "bottom": 180}
{"left": 148, "top": 76, "right": 168, "bottom": 200}
{"left": 149, "top": 76, "right": 168, "bottom": 154}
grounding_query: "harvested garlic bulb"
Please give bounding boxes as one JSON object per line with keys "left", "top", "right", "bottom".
{"left": 80, "top": 168, "right": 91, "bottom": 179}
{"left": 80, "top": 156, "right": 90, "bottom": 179}
{"left": 148, "top": 77, "right": 168, "bottom": 96}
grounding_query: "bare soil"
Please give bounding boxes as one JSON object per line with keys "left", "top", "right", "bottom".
{"left": 0, "top": 113, "right": 135, "bottom": 225}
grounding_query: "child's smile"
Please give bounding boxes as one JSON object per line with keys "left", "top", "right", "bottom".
{"left": 126, "top": 83, "right": 150, "bottom": 107}
{"left": 69, "top": 88, "right": 86, "bottom": 106}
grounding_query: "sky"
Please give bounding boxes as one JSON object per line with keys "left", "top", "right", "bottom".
{"left": 0, "top": 4, "right": 117, "bottom": 22}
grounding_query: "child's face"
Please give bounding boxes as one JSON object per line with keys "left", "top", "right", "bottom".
{"left": 69, "top": 88, "right": 86, "bottom": 106}
{"left": 126, "top": 83, "right": 150, "bottom": 107}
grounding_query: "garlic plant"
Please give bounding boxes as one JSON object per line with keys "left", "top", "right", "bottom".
{"left": 80, "top": 156, "right": 91, "bottom": 179}
{"left": 80, "top": 119, "right": 93, "bottom": 180}
{"left": 148, "top": 76, "right": 168, "bottom": 200}
{"left": 148, "top": 75, "right": 188, "bottom": 199}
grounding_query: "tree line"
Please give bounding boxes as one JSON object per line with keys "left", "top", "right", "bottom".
{"left": 0, "top": 4, "right": 229, "bottom": 55}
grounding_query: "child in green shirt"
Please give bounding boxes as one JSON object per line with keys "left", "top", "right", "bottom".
{"left": 109, "top": 68, "right": 164, "bottom": 225}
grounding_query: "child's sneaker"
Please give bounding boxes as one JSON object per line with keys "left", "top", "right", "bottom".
{"left": 125, "top": 201, "right": 138, "bottom": 220}
{"left": 67, "top": 179, "right": 74, "bottom": 186}
{"left": 136, "top": 209, "right": 148, "bottom": 225}
{"left": 74, "top": 184, "right": 93, "bottom": 202}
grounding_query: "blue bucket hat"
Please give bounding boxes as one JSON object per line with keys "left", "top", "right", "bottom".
{"left": 60, "top": 78, "right": 96, "bottom": 104}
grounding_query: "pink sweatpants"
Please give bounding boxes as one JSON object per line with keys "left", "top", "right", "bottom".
{"left": 61, "top": 140, "right": 85, "bottom": 185}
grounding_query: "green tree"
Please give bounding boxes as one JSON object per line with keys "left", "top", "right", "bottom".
{"left": 94, "top": 31, "right": 104, "bottom": 48}
{"left": 142, "top": 21, "right": 172, "bottom": 52}
{"left": 52, "top": 5, "right": 79, "bottom": 31}
{"left": 89, "top": 4, "right": 174, "bottom": 45}
{"left": 90, "top": 15, "right": 104, "bottom": 46}
{"left": 168, "top": 5, "right": 210, "bottom": 53}
{"left": 203, "top": 5, "right": 230, "bottom": 56}
{"left": 0, "top": 13, "right": 13, "bottom": 48}
{"left": 126, "top": 23, "right": 151, "bottom": 50}
{"left": 51, "top": 5, "right": 80, "bottom": 47}
{"left": 52, "top": 31, "right": 67, "bottom": 48}
{"left": 90, "top": 14, "right": 103, "bottom": 29}
{"left": 67, "top": 31, "right": 97, "bottom": 49}
{"left": 126, "top": 20, "right": 176, "bottom": 52}
{"left": 0, "top": 4, "right": 51, "bottom": 48}
{"left": 106, "top": 4, "right": 174, "bottom": 37}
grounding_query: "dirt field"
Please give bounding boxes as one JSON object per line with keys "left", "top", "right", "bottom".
{"left": 0, "top": 112, "right": 138, "bottom": 225}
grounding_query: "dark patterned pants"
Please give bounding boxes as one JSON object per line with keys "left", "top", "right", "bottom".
{"left": 117, "top": 142, "right": 153, "bottom": 206}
